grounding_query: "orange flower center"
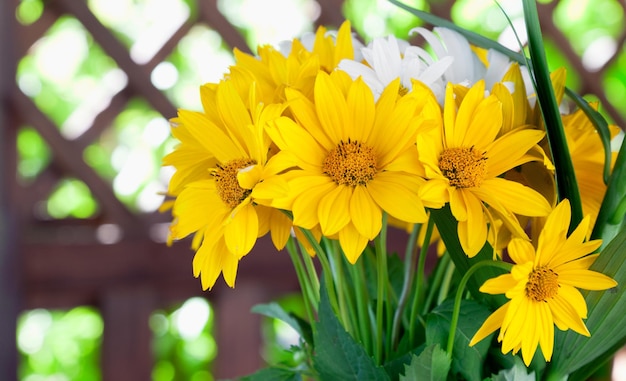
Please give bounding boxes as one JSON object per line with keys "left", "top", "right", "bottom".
{"left": 526, "top": 267, "right": 559, "bottom": 302}
{"left": 323, "top": 139, "right": 377, "bottom": 187}
{"left": 438, "top": 146, "right": 487, "bottom": 188}
{"left": 213, "top": 158, "right": 257, "bottom": 208}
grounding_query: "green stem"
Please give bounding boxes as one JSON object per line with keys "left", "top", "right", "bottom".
{"left": 375, "top": 213, "right": 389, "bottom": 364}
{"left": 422, "top": 252, "right": 451, "bottom": 315}
{"left": 298, "top": 240, "right": 321, "bottom": 306}
{"left": 436, "top": 257, "right": 456, "bottom": 306}
{"left": 409, "top": 216, "right": 435, "bottom": 347}
{"left": 390, "top": 223, "right": 421, "bottom": 349}
{"left": 325, "top": 238, "right": 354, "bottom": 336}
{"left": 446, "top": 260, "right": 513, "bottom": 357}
{"left": 301, "top": 229, "right": 340, "bottom": 318}
{"left": 348, "top": 257, "right": 372, "bottom": 354}
{"left": 286, "top": 236, "right": 317, "bottom": 325}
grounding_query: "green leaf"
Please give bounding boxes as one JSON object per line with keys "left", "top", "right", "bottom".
{"left": 523, "top": 0, "right": 582, "bottom": 229}
{"left": 547, "top": 227, "right": 626, "bottom": 380}
{"left": 399, "top": 344, "right": 450, "bottom": 381}
{"left": 313, "top": 282, "right": 390, "bottom": 381}
{"left": 491, "top": 357, "right": 536, "bottom": 381}
{"left": 425, "top": 299, "right": 493, "bottom": 381}
{"left": 251, "top": 302, "right": 313, "bottom": 345}
{"left": 239, "top": 367, "right": 302, "bottom": 381}
{"left": 592, "top": 137, "right": 626, "bottom": 245}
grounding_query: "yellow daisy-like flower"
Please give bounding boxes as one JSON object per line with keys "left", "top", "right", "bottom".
{"left": 266, "top": 71, "right": 435, "bottom": 263}
{"left": 417, "top": 81, "right": 552, "bottom": 257}
{"left": 562, "top": 104, "right": 622, "bottom": 231}
{"left": 168, "top": 80, "right": 290, "bottom": 290}
{"left": 230, "top": 21, "right": 355, "bottom": 104}
{"left": 469, "top": 199, "right": 617, "bottom": 365}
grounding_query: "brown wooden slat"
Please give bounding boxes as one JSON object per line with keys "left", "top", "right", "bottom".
{"left": 197, "top": 0, "right": 252, "bottom": 54}
{"left": 14, "top": 92, "right": 147, "bottom": 235}
{"left": 48, "top": 0, "right": 178, "bottom": 119}
{"left": 73, "top": 88, "right": 130, "bottom": 150}
{"left": 16, "top": 5, "right": 59, "bottom": 58}
{"left": 0, "top": 0, "right": 20, "bottom": 379}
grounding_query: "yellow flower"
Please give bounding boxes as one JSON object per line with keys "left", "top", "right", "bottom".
{"left": 167, "top": 80, "right": 290, "bottom": 290}
{"left": 470, "top": 199, "right": 617, "bottom": 365}
{"left": 266, "top": 71, "right": 436, "bottom": 263}
{"left": 230, "top": 21, "right": 356, "bottom": 104}
{"left": 417, "top": 81, "right": 552, "bottom": 257}
{"left": 562, "top": 104, "right": 622, "bottom": 231}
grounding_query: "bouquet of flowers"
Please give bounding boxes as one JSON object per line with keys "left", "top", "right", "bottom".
{"left": 161, "top": 1, "right": 625, "bottom": 379}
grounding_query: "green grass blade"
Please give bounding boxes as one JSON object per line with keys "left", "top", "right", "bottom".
{"left": 523, "top": 0, "right": 582, "bottom": 229}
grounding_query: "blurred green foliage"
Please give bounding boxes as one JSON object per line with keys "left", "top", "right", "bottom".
{"left": 17, "top": 307, "right": 103, "bottom": 380}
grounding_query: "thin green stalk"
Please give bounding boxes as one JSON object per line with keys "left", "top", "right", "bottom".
{"left": 325, "top": 238, "right": 354, "bottom": 336}
{"left": 348, "top": 257, "right": 373, "bottom": 354}
{"left": 422, "top": 253, "right": 451, "bottom": 315}
{"left": 446, "top": 260, "right": 513, "bottom": 357}
{"left": 300, "top": 228, "right": 340, "bottom": 317}
{"left": 409, "top": 216, "right": 435, "bottom": 347}
{"left": 437, "top": 259, "right": 456, "bottom": 306}
{"left": 374, "top": 213, "right": 389, "bottom": 364}
{"left": 296, "top": 240, "right": 320, "bottom": 310}
{"left": 390, "top": 223, "right": 421, "bottom": 349}
{"left": 286, "top": 236, "right": 317, "bottom": 325}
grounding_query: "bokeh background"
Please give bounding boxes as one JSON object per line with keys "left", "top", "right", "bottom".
{"left": 0, "top": 0, "right": 624, "bottom": 380}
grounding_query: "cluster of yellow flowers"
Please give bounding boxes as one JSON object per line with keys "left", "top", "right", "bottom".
{"left": 162, "top": 21, "right": 618, "bottom": 367}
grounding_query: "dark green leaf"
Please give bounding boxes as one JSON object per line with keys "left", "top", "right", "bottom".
{"left": 313, "top": 282, "right": 390, "bottom": 381}
{"left": 251, "top": 302, "right": 313, "bottom": 345}
{"left": 384, "top": 343, "right": 426, "bottom": 381}
{"left": 239, "top": 367, "right": 302, "bottom": 381}
{"left": 523, "top": 0, "right": 582, "bottom": 229}
{"left": 548, "top": 227, "right": 626, "bottom": 380}
{"left": 399, "top": 344, "right": 450, "bottom": 381}
{"left": 425, "top": 299, "right": 493, "bottom": 381}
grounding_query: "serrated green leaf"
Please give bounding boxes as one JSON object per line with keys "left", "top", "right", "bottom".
{"left": 491, "top": 357, "right": 536, "bottom": 381}
{"left": 313, "top": 282, "right": 390, "bottom": 381}
{"left": 399, "top": 344, "right": 450, "bottom": 381}
{"left": 425, "top": 299, "right": 493, "bottom": 381}
{"left": 251, "top": 302, "right": 313, "bottom": 345}
{"left": 547, "top": 227, "right": 626, "bottom": 380}
{"left": 239, "top": 367, "right": 302, "bottom": 381}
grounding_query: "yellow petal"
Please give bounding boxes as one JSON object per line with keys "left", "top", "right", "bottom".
{"left": 508, "top": 238, "right": 536, "bottom": 265}
{"left": 548, "top": 293, "right": 590, "bottom": 337}
{"left": 224, "top": 203, "right": 259, "bottom": 258}
{"left": 314, "top": 72, "right": 348, "bottom": 143}
{"left": 350, "top": 186, "right": 382, "bottom": 240}
{"left": 470, "top": 302, "right": 509, "bottom": 347}
{"left": 318, "top": 185, "right": 352, "bottom": 236}
{"left": 558, "top": 269, "right": 618, "bottom": 291}
{"left": 338, "top": 223, "right": 369, "bottom": 264}
{"left": 346, "top": 77, "right": 376, "bottom": 142}
{"left": 367, "top": 173, "right": 428, "bottom": 223}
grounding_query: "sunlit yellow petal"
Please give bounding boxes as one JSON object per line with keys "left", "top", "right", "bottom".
{"left": 224, "top": 203, "right": 259, "bottom": 258}
{"left": 350, "top": 186, "right": 382, "bottom": 240}
{"left": 318, "top": 185, "right": 352, "bottom": 236}
{"left": 470, "top": 303, "right": 509, "bottom": 346}
{"left": 338, "top": 222, "right": 369, "bottom": 264}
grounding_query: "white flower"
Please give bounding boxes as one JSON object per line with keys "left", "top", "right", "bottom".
{"left": 410, "top": 27, "right": 487, "bottom": 87}
{"left": 338, "top": 34, "right": 452, "bottom": 102}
